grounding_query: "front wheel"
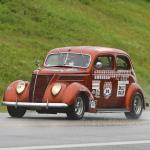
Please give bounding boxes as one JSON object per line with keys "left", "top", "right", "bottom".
{"left": 67, "top": 95, "right": 85, "bottom": 120}
{"left": 125, "top": 93, "right": 143, "bottom": 119}
{"left": 7, "top": 106, "right": 26, "bottom": 118}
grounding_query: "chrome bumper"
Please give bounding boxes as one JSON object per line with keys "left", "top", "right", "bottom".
{"left": 2, "top": 101, "right": 68, "bottom": 108}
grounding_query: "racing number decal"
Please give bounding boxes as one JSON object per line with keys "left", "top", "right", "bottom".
{"left": 103, "top": 82, "right": 112, "bottom": 99}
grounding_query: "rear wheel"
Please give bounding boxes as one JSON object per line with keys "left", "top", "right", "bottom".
{"left": 67, "top": 95, "right": 85, "bottom": 120}
{"left": 125, "top": 93, "right": 143, "bottom": 119}
{"left": 7, "top": 106, "right": 26, "bottom": 118}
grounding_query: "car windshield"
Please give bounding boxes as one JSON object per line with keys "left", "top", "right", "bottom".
{"left": 44, "top": 53, "right": 91, "bottom": 68}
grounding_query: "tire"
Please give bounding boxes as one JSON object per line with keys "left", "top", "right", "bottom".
{"left": 7, "top": 106, "right": 26, "bottom": 118}
{"left": 125, "top": 92, "right": 143, "bottom": 119}
{"left": 67, "top": 95, "right": 85, "bottom": 120}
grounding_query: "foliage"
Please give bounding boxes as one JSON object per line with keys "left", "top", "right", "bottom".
{"left": 0, "top": 0, "right": 150, "bottom": 104}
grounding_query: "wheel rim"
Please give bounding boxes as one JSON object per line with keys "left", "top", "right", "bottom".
{"left": 74, "top": 97, "right": 84, "bottom": 116}
{"left": 133, "top": 95, "right": 142, "bottom": 115}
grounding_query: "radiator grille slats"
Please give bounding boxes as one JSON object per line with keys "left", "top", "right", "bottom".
{"left": 29, "top": 74, "right": 52, "bottom": 102}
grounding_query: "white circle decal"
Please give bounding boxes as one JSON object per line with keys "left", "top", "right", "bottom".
{"left": 104, "top": 87, "right": 112, "bottom": 97}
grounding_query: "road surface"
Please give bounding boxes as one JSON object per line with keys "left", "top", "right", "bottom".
{"left": 0, "top": 110, "right": 150, "bottom": 150}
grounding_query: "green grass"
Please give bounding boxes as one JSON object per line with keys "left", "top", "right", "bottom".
{"left": 0, "top": 0, "right": 150, "bottom": 107}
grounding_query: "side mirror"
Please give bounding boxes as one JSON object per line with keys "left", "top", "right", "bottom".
{"left": 35, "top": 60, "right": 41, "bottom": 69}
{"left": 95, "top": 62, "right": 102, "bottom": 70}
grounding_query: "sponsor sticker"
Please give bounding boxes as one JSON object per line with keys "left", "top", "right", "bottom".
{"left": 117, "top": 81, "right": 128, "bottom": 97}
{"left": 92, "top": 80, "right": 100, "bottom": 98}
{"left": 90, "top": 100, "right": 96, "bottom": 109}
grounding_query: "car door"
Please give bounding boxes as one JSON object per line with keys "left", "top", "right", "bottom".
{"left": 115, "top": 55, "right": 132, "bottom": 108}
{"left": 92, "top": 54, "right": 117, "bottom": 108}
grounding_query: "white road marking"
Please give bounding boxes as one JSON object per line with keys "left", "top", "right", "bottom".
{"left": 1, "top": 140, "right": 150, "bottom": 150}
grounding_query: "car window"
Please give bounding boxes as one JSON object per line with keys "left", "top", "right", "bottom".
{"left": 116, "top": 56, "right": 130, "bottom": 70}
{"left": 95, "top": 56, "right": 113, "bottom": 70}
{"left": 44, "top": 53, "right": 91, "bottom": 68}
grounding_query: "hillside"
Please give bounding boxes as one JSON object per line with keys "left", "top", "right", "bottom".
{"left": 0, "top": 0, "right": 150, "bottom": 109}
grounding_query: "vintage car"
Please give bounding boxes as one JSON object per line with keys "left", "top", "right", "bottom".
{"left": 3, "top": 46, "right": 146, "bottom": 119}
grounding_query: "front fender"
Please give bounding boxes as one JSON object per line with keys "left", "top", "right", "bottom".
{"left": 125, "top": 83, "right": 144, "bottom": 111}
{"left": 62, "top": 82, "right": 93, "bottom": 105}
{"left": 3, "top": 80, "right": 30, "bottom": 102}
{"left": 43, "top": 82, "right": 93, "bottom": 106}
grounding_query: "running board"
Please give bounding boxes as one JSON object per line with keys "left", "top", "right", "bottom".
{"left": 96, "top": 108, "right": 129, "bottom": 113}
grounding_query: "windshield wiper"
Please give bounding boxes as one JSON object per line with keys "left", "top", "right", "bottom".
{"left": 55, "top": 65, "right": 75, "bottom": 68}
{"left": 49, "top": 65, "right": 64, "bottom": 67}
{"left": 63, "top": 53, "right": 69, "bottom": 66}
{"left": 44, "top": 65, "right": 63, "bottom": 68}
{"left": 49, "top": 65, "right": 76, "bottom": 68}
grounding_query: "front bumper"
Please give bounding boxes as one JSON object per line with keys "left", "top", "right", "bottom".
{"left": 2, "top": 101, "right": 68, "bottom": 108}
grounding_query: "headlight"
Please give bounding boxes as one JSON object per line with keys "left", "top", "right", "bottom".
{"left": 51, "top": 83, "right": 61, "bottom": 96}
{"left": 16, "top": 80, "right": 26, "bottom": 94}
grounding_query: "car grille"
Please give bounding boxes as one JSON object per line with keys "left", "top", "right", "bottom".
{"left": 29, "top": 74, "right": 53, "bottom": 103}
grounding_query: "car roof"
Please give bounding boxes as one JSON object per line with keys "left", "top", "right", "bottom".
{"left": 48, "top": 46, "right": 129, "bottom": 57}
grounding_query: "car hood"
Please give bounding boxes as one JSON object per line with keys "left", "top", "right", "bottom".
{"left": 33, "top": 67, "right": 88, "bottom": 75}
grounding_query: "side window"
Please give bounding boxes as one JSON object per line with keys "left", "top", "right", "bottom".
{"left": 116, "top": 56, "right": 130, "bottom": 70}
{"left": 95, "top": 56, "right": 113, "bottom": 70}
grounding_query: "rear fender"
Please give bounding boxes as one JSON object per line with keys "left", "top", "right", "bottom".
{"left": 3, "top": 80, "right": 30, "bottom": 102}
{"left": 125, "top": 83, "right": 145, "bottom": 111}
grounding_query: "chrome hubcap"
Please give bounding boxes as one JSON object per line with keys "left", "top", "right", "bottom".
{"left": 75, "top": 97, "right": 84, "bottom": 116}
{"left": 133, "top": 95, "right": 142, "bottom": 115}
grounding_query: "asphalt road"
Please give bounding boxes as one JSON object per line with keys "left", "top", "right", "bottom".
{"left": 0, "top": 110, "right": 150, "bottom": 150}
